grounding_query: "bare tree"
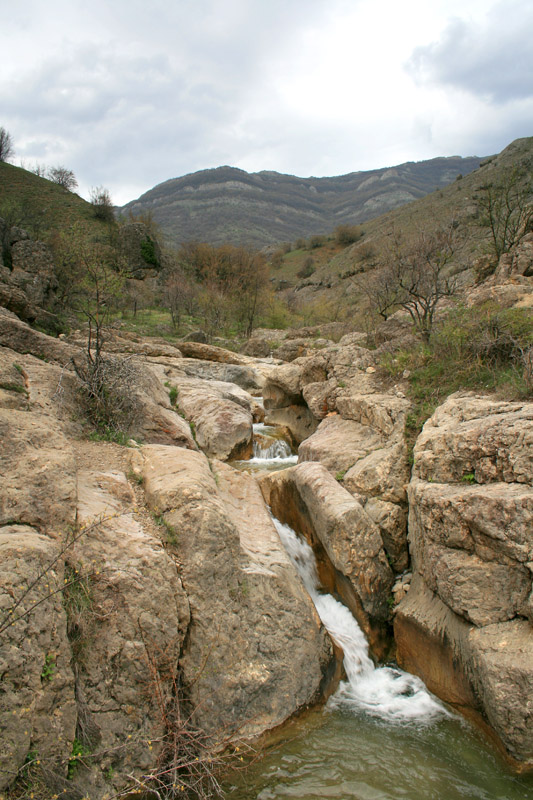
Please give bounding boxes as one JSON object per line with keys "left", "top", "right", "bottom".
{"left": 477, "top": 168, "right": 533, "bottom": 261}
{"left": 0, "top": 126, "right": 14, "bottom": 162}
{"left": 163, "top": 267, "right": 197, "bottom": 329}
{"left": 352, "top": 265, "right": 402, "bottom": 321}
{"left": 48, "top": 165, "right": 78, "bottom": 191}
{"left": 389, "top": 225, "right": 457, "bottom": 343}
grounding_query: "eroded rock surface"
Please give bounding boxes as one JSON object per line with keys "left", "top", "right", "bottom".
{"left": 259, "top": 462, "right": 394, "bottom": 658}
{"left": 396, "top": 394, "right": 533, "bottom": 765}
{"left": 141, "top": 445, "right": 335, "bottom": 737}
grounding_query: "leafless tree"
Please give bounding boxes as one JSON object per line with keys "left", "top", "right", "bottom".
{"left": 48, "top": 165, "right": 78, "bottom": 191}
{"left": 389, "top": 224, "right": 457, "bottom": 343}
{"left": 477, "top": 168, "right": 533, "bottom": 261}
{"left": 0, "top": 126, "right": 14, "bottom": 162}
{"left": 89, "top": 185, "right": 114, "bottom": 222}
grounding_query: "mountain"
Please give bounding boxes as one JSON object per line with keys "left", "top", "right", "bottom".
{"left": 120, "top": 156, "right": 484, "bottom": 249}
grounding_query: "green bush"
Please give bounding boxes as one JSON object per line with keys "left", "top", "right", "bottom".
{"left": 140, "top": 235, "right": 160, "bottom": 267}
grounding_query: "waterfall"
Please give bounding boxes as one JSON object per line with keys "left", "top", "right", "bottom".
{"left": 272, "top": 517, "right": 448, "bottom": 723}
{"left": 253, "top": 437, "right": 293, "bottom": 460}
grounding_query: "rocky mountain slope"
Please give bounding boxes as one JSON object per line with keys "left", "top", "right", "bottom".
{"left": 120, "top": 156, "right": 483, "bottom": 248}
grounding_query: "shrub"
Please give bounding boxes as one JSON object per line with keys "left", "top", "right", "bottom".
{"left": 297, "top": 257, "right": 315, "bottom": 279}
{"left": 335, "top": 224, "right": 364, "bottom": 245}
{"left": 308, "top": 234, "right": 326, "bottom": 249}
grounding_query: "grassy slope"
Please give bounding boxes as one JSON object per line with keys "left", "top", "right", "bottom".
{"left": 270, "top": 137, "right": 533, "bottom": 314}
{"left": 0, "top": 162, "right": 106, "bottom": 240}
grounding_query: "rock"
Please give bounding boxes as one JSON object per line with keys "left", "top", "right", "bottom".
{"left": 298, "top": 415, "right": 383, "bottom": 475}
{"left": 0, "top": 309, "right": 79, "bottom": 365}
{"left": 413, "top": 394, "right": 533, "bottom": 485}
{"left": 275, "top": 339, "right": 310, "bottom": 362}
{"left": 264, "top": 404, "right": 319, "bottom": 444}
{"left": 181, "top": 329, "right": 208, "bottom": 343}
{"left": 172, "top": 379, "right": 253, "bottom": 460}
{"left": 242, "top": 337, "right": 271, "bottom": 357}
{"left": 259, "top": 463, "right": 394, "bottom": 657}
{"left": 177, "top": 341, "right": 251, "bottom": 365}
{"left": 263, "top": 362, "right": 303, "bottom": 408}
{"left": 364, "top": 498, "right": 408, "bottom": 573}
{"left": 176, "top": 358, "right": 265, "bottom": 391}
{"left": 398, "top": 394, "right": 533, "bottom": 765}
{"left": 0, "top": 409, "right": 77, "bottom": 534}
{"left": 302, "top": 379, "right": 337, "bottom": 419}
{"left": 395, "top": 576, "right": 533, "bottom": 766}
{"left": 141, "top": 446, "right": 335, "bottom": 737}
{"left": 73, "top": 469, "right": 189, "bottom": 784}
{"left": 468, "top": 620, "right": 533, "bottom": 764}
{"left": 408, "top": 480, "right": 533, "bottom": 625}
{"left": 0, "top": 525, "right": 77, "bottom": 790}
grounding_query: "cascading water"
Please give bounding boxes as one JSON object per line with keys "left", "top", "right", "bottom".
{"left": 232, "top": 423, "right": 298, "bottom": 471}
{"left": 272, "top": 517, "right": 446, "bottom": 723}
{"left": 223, "top": 419, "right": 533, "bottom": 799}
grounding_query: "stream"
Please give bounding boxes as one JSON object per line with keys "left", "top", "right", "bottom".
{"left": 225, "top": 421, "right": 533, "bottom": 800}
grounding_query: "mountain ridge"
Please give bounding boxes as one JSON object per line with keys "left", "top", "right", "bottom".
{"left": 121, "top": 155, "right": 485, "bottom": 248}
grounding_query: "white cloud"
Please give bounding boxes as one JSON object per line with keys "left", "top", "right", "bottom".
{"left": 1, "top": 0, "right": 532, "bottom": 205}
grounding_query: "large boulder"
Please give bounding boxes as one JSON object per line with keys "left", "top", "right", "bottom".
{"left": 396, "top": 394, "right": 533, "bottom": 766}
{"left": 141, "top": 446, "right": 335, "bottom": 737}
{"left": 73, "top": 469, "right": 189, "bottom": 790}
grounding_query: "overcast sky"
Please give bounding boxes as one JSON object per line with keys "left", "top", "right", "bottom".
{"left": 2, "top": 0, "right": 532, "bottom": 205}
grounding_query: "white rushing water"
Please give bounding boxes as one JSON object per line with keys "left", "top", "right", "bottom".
{"left": 272, "top": 517, "right": 448, "bottom": 723}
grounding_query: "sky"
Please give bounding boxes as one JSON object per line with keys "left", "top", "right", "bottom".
{"left": 1, "top": 0, "right": 532, "bottom": 206}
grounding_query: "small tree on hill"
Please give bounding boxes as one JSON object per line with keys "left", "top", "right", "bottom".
{"left": 388, "top": 224, "right": 457, "bottom": 343}
{"left": 48, "top": 165, "right": 78, "bottom": 191}
{"left": 90, "top": 186, "right": 115, "bottom": 222}
{"left": 0, "top": 127, "right": 14, "bottom": 162}
{"left": 477, "top": 168, "right": 533, "bottom": 261}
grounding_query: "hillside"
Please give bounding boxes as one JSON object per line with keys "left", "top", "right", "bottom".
{"left": 120, "top": 156, "right": 484, "bottom": 249}
{"left": 0, "top": 162, "right": 101, "bottom": 236}
{"left": 269, "top": 137, "right": 533, "bottom": 317}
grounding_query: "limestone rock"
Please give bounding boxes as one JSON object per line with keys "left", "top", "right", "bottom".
{"left": 263, "top": 362, "right": 303, "bottom": 408}
{"left": 395, "top": 576, "right": 533, "bottom": 766}
{"left": 177, "top": 341, "right": 251, "bottom": 364}
{"left": 0, "top": 310, "right": 79, "bottom": 365}
{"left": 275, "top": 339, "right": 310, "bottom": 362}
{"left": 288, "top": 462, "right": 394, "bottom": 622}
{"left": 413, "top": 394, "right": 533, "bottom": 485}
{"left": 364, "top": 498, "right": 408, "bottom": 573}
{"left": 264, "top": 404, "right": 319, "bottom": 444}
{"left": 468, "top": 620, "right": 533, "bottom": 764}
{"left": 174, "top": 379, "right": 253, "bottom": 460}
{"left": 0, "top": 525, "right": 77, "bottom": 790}
{"left": 298, "top": 415, "right": 383, "bottom": 474}
{"left": 0, "top": 409, "right": 77, "bottom": 534}
{"left": 408, "top": 480, "right": 533, "bottom": 626}
{"left": 260, "top": 463, "right": 394, "bottom": 658}
{"left": 141, "top": 446, "right": 334, "bottom": 738}
{"left": 74, "top": 469, "right": 189, "bottom": 783}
